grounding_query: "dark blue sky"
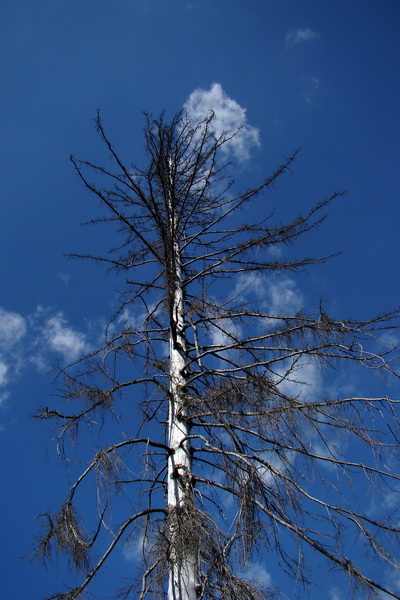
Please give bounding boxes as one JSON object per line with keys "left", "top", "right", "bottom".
{"left": 1, "top": 1, "right": 400, "bottom": 599}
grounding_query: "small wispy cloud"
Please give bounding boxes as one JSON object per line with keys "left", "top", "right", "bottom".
{"left": 256, "top": 449, "right": 294, "bottom": 487}
{"left": 0, "top": 361, "right": 8, "bottom": 386}
{"left": 232, "top": 272, "right": 266, "bottom": 301}
{"left": 286, "top": 28, "right": 321, "bottom": 47}
{"left": 231, "top": 274, "right": 321, "bottom": 401}
{"left": 328, "top": 589, "right": 343, "bottom": 600}
{"left": 58, "top": 273, "right": 72, "bottom": 286}
{"left": 42, "top": 313, "right": 89, "bottom": 363}
{"left": 122, "top": 534, "right": 145, "bottom": 563}
{"left": 312, "top": 434, "right": 344, "bottom": 472}
{"left": 233, "top": 273, "right": 304, "bottom": 316}
{"left": 0, "top": 308, "right": 28, "bottom": 399}
{"left": 209, "top": 317, "right": 242, "bottom": 348}
{"left": 208, "top": 316, "right": 243, "bottom": 368}
{"left": 183, "top": 83, "right": 260, "bottom": 162}
{"left": 379, "top": 569, "right": 400, "bottom": 599}
{"left": 242, "top": 562, "right": 272, "bottom": 588}
{"left": 0, "top": 391, "right": 9, "bottom": 407}
{"left": 302, "top": 74, "right": 321, "bottom": 105}
{"left": 0, "top": 308, "right": 27, "bottom": 351}
{"left": 277, "top": 358, "right": 322, "bottom": 402}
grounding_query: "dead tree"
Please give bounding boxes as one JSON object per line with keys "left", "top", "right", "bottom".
{"left": 35, "top": 111, "right": 400, "bottom": 600}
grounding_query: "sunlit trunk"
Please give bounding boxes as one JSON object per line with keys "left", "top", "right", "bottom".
{"left": 167, "top": 192, "right": 198, "bottom": 600}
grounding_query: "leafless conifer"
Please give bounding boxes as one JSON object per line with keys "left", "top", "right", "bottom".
{"left": 35, "top": 110, "right": 400, "bottom": 599}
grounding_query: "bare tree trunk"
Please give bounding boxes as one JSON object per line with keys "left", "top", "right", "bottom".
{"left": 167, "top": 226, "right": 198, "bottom": 599}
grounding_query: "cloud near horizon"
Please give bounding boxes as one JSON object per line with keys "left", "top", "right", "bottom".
{"left": 183, "top": 83, "right": 261, "bottom": 162}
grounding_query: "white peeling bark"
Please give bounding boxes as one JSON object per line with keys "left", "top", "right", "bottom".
{"left": 167, "top": 200, "right": 198, "bottom": 600}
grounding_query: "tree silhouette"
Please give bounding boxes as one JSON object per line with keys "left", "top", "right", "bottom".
{"left": 36, "top": 110, "right": 400, "bottom": 600}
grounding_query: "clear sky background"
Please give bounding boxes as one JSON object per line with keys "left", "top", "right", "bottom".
{"left": 1, "top": 1, "right": 400, "bottom": 599}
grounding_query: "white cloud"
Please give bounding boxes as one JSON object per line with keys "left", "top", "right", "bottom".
{"left": 122, "top": 532, "right": 157, "bottom": 564}
{"left": 0, "top": 361, "right": 8, "bottom": 386}
{"left": 0, "top": 391, "right": 9, "bottom": 406}
{"left": 233, "top": 274, "right": 303, "bottom": 317}
{"left": 266, "top": 277, "right": 303, "bottom": 316}
{"left": 209, "top": 317, "right": 242, "bottom": 349}
{"left": 266, "top": 244, "right": 283, "bottom": 258}
{"left": 302, "top": 75, "right": 321, "bottom": 105}
{"left": 0, "top": 308, "right": 27, "bottom": 398}
{"left": 122, "top": 534, "right": 144, "bottom": 563}
{"left": 208, "top": 316, "right": 243, "bottom": 368}
{"left": 232, "top": 275, "right": 320, "bottom": 400}
{"left": 0, "top": 308, "right": 27, "bottom": 351}
{"left": 277, "top": 358, "right": 322, "bottom": 402}
{"left": 328, "top": 589, "right": 344, "bottom": 600}
{"left": 243, "top": 562, "right": 272, "bottom": 588}
{"left": 382, "top": 489, "right": 400, "bottom": 510}
{"left": 183, "top": 83, "right": 260, "bottom": 162}
{"left": 379, "top": 569, "right": 400, "bottom": 599}
{"left": 58, "top": 273, "right": 72, "bottom": 286}
{"left": 241, "top": 274, "right": 302, "bottom": 313}
{"left": 256, "top": 449, "right": 294, "bottom": 487}
{"left": 232, "top": 272, "right": 266, "bottom": 300}
{"left": 286, "top": 28, "right": 321, "bottom": 46}
{"left": 42, "top": 313, "right": 88, "bottom": 362}
{"left": 312, "top": 434, "right": 343, "bottom": 472}
{"left": 0, "top": 306, "right": 94, "bottom": 426}
{"left": 369, "top": 487, "right": 400, "bottom": 522}
{"left": 117, "top": 303, "right": 161, "bottom": 331}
